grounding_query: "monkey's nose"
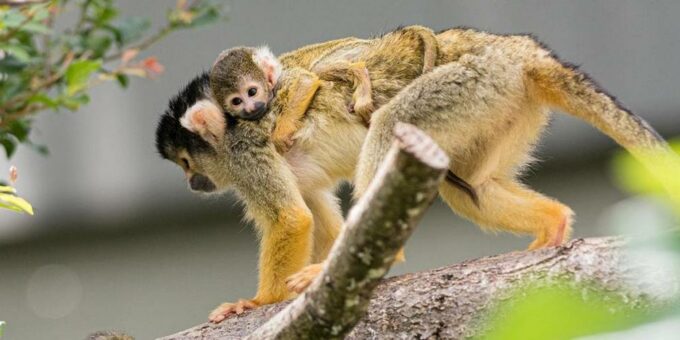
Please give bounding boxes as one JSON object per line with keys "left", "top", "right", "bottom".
{"left": 189, "top": 174, "right": 216, "bottom": 192}
{"left": 243, "top": 102, "right": 268, "bottom": 121}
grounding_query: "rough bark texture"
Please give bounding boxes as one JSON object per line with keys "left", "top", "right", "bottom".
{"left": 159, "top": 236, "right": 679, "bottom": 340}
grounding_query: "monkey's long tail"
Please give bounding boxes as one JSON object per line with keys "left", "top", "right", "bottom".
{"left": 537, "top": 61, "right": 679, "bottom": 193}
{"left": 538, "top": 62, "right": 670, "bottom": 156}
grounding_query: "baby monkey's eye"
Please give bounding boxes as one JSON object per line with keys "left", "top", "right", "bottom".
{"left": 180, "top": 157, "right": 190, "bottom": 169}
{"left": 247, "top": 87, "right": 257, "bottom": 97}
{"left": 231, "top": 97, "right": 242, "bottom": 105}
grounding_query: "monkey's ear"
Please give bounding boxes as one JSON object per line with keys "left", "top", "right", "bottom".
{"left": 253, "top": 46, "right": 282, "bottom": 88}
{"left": 180, "top": 99, "right": 226, "bottom": 147}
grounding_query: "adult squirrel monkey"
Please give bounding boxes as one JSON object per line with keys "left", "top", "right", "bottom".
{"left": 155, "top": 27, "right": 675, "bottom": 322}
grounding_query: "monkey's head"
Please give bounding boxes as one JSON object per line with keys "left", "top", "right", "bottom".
{"left": 210, "top": 46, "right": 282, "bottom": 121}
{"left": 155, "top": 72, "right": 234, "bottom": 194}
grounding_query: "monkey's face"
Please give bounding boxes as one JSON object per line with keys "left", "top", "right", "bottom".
{"left": 223, "top": 77, "right": 272, "bottom": 121}
{"left": 156, "top": 72, "right": 233, "bottom": 196}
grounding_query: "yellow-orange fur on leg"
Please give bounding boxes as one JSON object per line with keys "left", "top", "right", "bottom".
{"left": 438, "top": 178, "right": 574, "bottom": 250}
{"left": 209, "top": 204, "right": 313, "bottom": 323}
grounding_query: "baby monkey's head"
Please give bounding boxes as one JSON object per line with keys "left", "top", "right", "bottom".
{"left": 210, "top": 46, "right": 282, "bottom": 121}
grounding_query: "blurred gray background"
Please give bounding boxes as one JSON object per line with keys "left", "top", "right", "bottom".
{"left": 1, "top": 0, "right": 679, "bottom": 339}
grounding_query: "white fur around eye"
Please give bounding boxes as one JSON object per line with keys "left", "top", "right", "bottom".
{"left": 253, "top": 45, "right": 282, "bottom": 83}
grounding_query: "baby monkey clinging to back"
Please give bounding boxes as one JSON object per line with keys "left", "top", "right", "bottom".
{"left": 210, "top": 25, "right": 439, "bottom": 150}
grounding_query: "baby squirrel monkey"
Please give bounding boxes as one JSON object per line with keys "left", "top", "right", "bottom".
{"left": 210, "top": 25, "right": 438, "bottom": 151}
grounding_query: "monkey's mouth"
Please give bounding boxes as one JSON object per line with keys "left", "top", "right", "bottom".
{"left": 240, "top": 105, "right": 269, "bottom": 121}
{"left": 189, "top": 174, "right": 217, "bottom": 192}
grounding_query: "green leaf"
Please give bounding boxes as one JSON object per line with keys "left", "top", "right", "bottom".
{"left": 481, "top": 285, "right": 654, "bottom": 340}
{"left": 2, "top": 10, "right": 26, "bottom": 28}
{"left": 28, "top": 142, "right": 49, "bottom": 156}
{"left": 0, "top": 192, "right": 33, "bottom": 215}
{"left": 84, "top": 33, "right": 112, "bottom": 58}
{"left": 0, "top": 320, "right": 5, "bottom": 337}
{"left": 0, "top": 186, "right": 15, "bottom": 194}
{"left": 28, "top": 93, "right": 59, "bottom": 110}
{"left": 0, "top": 43, "right": 31, "bottom": 63}
{"left": 115, "top": 74, "right": 129, "bottom": 88}
{"left": 187, "top": 7, "right": 220, "bottom": 28}
{"left": 8, "top": 119, "right": 31, "bottom": 142}
{"left": 64, "top": 59, "right": 101, "bottom": 95}
{"left": 0, "top": 134, "right": 18, "bottom": 158}
{"left": 20, "top": 21, "right": 51, "bottom": 35}
{"left": 0, "top": 57, "right": 26, "bottom": 74}
{"left": 612, "top": 138, "right": 680, "bottom": 195}
{"left": 59, "top": 93, "right": 90, "bottom": 111}
{"left": 111, "top": 17, "right": 150, "bottom": 45}
{"left": 92, "top": 6, "right": 118, "bottom": 26}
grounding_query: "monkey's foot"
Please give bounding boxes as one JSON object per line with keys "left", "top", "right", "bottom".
{"left": 527, "top": 215, "right": 573, "bottom": 250}
{"left": 286, "top": 263, "right": 323, "bottom": 294}
{"left": 208, "top": 299, "right": 259, "bottom": 323}
{"left": 273, "top": 135, "right": 296, "bottom": 153}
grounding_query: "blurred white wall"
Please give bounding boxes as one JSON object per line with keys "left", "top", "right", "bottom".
{"left": 1, "top": 0, "right": 679, "bottom": 240}
{"left": 0, "top": 1, "right": 679, "bottom": 339}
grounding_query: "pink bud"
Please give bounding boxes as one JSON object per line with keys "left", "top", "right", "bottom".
{"left": 9, "top": 165, "right": 18, "bottom": 184}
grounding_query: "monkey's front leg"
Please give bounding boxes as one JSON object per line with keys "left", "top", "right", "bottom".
{"left": 209, "top": 205, "right": 313, "bottom": 323}
{"left": 209, "top": 150, "right": 313, "bottom": 323}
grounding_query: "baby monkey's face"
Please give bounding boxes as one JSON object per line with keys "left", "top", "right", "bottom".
{"left": 223, "top": 76, "right": 273, "bottom": 121}
{"left": 210, "top": 46, "right": 282, "bottom": 121}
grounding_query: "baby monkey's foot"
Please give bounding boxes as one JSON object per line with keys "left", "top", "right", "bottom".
{"left": 208, "top": 299, "right": 259, "bottom": 323}
{"left": 273, "top": 134, "right": 296, "bottom": 153}
{"left": 286, "top": 263, "right": 323, "bottom": 294}
{"left": 350, "top": 96, "right": 375, "bottom": 126}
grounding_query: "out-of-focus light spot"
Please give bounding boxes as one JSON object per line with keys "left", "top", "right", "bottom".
{"left": 578, "top": 315, "right": 680, "bottom": 340}
{"left": 26, "top": 265, "right": 83, "bottom": 319}
{"left": 599, "top": 196, "right": 675, "bottom": 236}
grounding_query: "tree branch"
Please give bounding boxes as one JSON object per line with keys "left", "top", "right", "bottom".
{"left": 159, "top": 236, "right": 678, "bottom": 340}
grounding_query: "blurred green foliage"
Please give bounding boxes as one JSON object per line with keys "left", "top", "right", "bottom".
{"left": 0, "top": 184, "right": 32, "bottom": 214}
{"left": 612, "top": 138, "right": 680, "bottom": 212}
{"left": 481, "top": 284, "right": 654, "bottom": 340}
{"left": 0, "top": 0, "right": 226, "bottom": 214}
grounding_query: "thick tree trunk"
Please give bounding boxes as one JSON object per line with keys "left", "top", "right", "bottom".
{"left": 159, "top": 236, "right": 677, "bottom": 340}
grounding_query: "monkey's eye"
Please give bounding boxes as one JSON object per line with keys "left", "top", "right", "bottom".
{"left": 231, "top": 97, "right": 242, "bottom": 106}
{"left": 247, "top": 87, "right": 257, "bottom": 97}
{"left": 180, "top": 157, "right": 190, "bottom": 169}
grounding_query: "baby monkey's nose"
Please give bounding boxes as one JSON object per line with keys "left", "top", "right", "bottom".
{"left": 243, "top": 101, "right": 268, "bottom": 120}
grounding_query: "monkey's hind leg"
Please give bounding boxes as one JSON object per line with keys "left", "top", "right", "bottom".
{"left": 439, "top": 177, "right": 574, "bottom": 249}
{"left": 271, "top": 68, "right": 321, "bottom": 152}
{"left": 315, "top": 61, "right": 375, "bottom": 125}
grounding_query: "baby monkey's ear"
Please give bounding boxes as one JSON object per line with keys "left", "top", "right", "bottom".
{"left": 180, "top": 99, "right": 226, "bottom": 147}
{"left": 253, "top": 46, "right": 282, "bottom": 88}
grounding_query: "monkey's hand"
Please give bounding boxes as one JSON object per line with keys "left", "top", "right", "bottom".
{"left": 208, "top": 298, "right": 260, "bottom": 323}
{"left": 286, "top": 263, "right": 323, "bottom": 293}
